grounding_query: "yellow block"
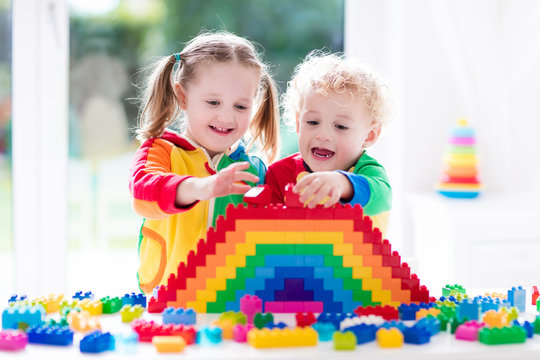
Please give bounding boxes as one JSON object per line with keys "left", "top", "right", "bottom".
{"left": 152, "top": 336, "right": 186, "bottom": 353}
{"left": 376, "top": 328, "right": 403, "bottom": 348}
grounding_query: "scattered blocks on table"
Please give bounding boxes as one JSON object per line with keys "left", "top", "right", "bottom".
{"left": 114, "top": 331, "right": 138, "bottom": 354}
{"left": 27, "top": 325, "right": 73, "bottom": 346}
{"left": 376, "top": 327, "right": 404, "bottom": 348}
{"left": 67, "top": 310, "right": 101, "bottom": 332}
{"left": 296, "top": 312, "right": 316, "bottom": 327}
{"left": 122, "top": 292, "right": 147, "bottom": 308}
{"left": 80, "top": 331, "right": 115, "bottom": 353}
{"left": 233, "top": 323, "right": 254, "bottom": 342}
{"left": 478, "top": 325, "right": 526, "bottom": 345}
{"left": 240, "top": 294, "right": 262, "bottom": 323}
{"left": 333, "top": 331, "right": 356, "bottom": 350}
{"left": 247, "top": 327, "right": 318, "bottom": 348}
{"left": 8, "top": 294, "right": 27, "bottom": 304}
{"left": 403, "top": 326, "right": 431, "bottom": 345}
{"left": 313, "top": 322, "right": 335, "bottom": 341}
{"left": 35, "top": 294, "right": 64, "bottom": 314}
{"left": 131, "top": 319, "right": 196, "bottom": 344}
{"left": 458, "top": 299, "right": 481, "bottom": 321}
{"left": 340, "top": 315, "right": 385, "bottom": 330}
{"left": 254, "top": 312, "right": 274, "bottom": 329}
{"left": 198, "top": 326, "right": 223, "bottom": 345}
{"left": 343, "top": 323, "right": 378, "bottom": 344}
{"left": 73, "top": 291, "right": 94, "bottom": 300}
{"left": 442, "top": 284, "right": 466, "bottom": 297}
{"left": 152, "top": 335, "right": 186, "bottom": 353}
{"left": 101, "top": 296, "right": 123, "bottom": 314}
{"left": 416, "top": 308, "right": 441, "bottom": 320}
{"left": 532, "top": 286, "right": 539, "bottom": 306}
{"left": 78, "top": 298, "right": 103, "bottom": 316}
{"left": 0, "top": 330, "right": 28, "bottom": 351}
{"left": 354, "top": 305, "right": 399, "bottom": 321}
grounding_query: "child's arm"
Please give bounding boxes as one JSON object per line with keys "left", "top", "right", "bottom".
{"left": 175, "top": 162, "right": 259, "bottom": 206}
{"left": 293, "top": 171, "right": 353, "bottom": 208}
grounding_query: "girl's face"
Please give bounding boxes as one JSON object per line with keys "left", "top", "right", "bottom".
{"left": 296, "top": 88, "right": 380, "bottom": 172}
{"left": 176, "top": 61, "right": 260, "bottom": 158}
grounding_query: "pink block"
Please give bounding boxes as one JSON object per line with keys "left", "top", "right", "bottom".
{"left": 303, "top": 302, "right": 324, "bottom": 313}
{"left": 233, "top": 324, "right": 254, "bottom": 343}
{"left": 264, "top": 302, "right": 285, "bottom": 313}
{"left": 240, "top": 294, "right": 262, "bottom": 323}
{"left": 449, "top": 137, "right": 475, "bottom": 146}
{"left": 0, "top": 330, "right": 28, "bottom": 351}
{"left": 282, "top": 301, "right": 304, "bottom": 313}
{"left": 455, "top": 321, "right": 484, "bottom": 341}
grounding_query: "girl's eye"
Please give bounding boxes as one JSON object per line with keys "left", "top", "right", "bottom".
{"left": 335, "top": 124, "right": 349, "bottom": 130}
{"left": 306, "top": 120, "right": 319, "bottom": 126}
{"left": 207, "top": 100, "right": 219, "bottom": 106}
{"left": 235, "top": 104, "right": 248, "bottom": 110}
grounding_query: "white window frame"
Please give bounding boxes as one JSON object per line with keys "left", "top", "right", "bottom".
{"left": 12, "top": 0, "right": 68, "bottom": 295}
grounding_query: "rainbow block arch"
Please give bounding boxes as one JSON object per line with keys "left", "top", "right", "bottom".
{"left": 149, "top": 203, "right": 429, "bottom": 313}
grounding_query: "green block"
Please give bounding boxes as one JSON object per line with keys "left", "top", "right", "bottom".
{"left": 206, "top": 301, "right": 226, "bottom": 313}
{"left": 449, "top": 315, "right": 468, "bottom": 334}
{"left": 324, "top": 255, "right": 343, "bottom": 267}
{"left": 236, "top": 267, "right": 255, "bottom": 279}
{"left": 534, "top": 316, "right": 540, "bottom": 334}
{"left": 254, "top": 312, "right": 273, "bottom": 329}
{"left": 256, "top": 244, "right": 295, "bottom": 255}
{"left": 479, "top": 326, "right": 526, "bottom": 345}
{"left": 295, "top": 244, "right": 333, "bottom": 255}
{"left": 101, "top": 296, "right": 123, "bottom": 314}
{"left": 442, "top": 284, "right": 466, "bottom": 297}
{"left": 334, "top": 267, "right": 352, "bottom": 278}
{"left": 246, "top": 255, "right": 266, "bottom": 267}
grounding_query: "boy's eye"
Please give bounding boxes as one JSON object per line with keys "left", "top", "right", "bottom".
{"left": 306, "top": 120, "right": 319, "bottom": 126}
{"left": 335, "top": 124, "right": 349, "bottom": 130}
{"left": 206, "top": 100, "right": 220, "bottom": 106}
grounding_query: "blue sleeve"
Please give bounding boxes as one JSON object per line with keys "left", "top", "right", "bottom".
{"left": 249, "top": 155, "right": 267, "bottom": 185}
{"left": 336, "top": 170, "right": 370, "bottom": 206}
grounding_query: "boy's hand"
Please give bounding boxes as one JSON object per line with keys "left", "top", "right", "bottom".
{"left": 293, "top": 172, "right": 351, "bottom": 208}
{"left": 203, "top": 162, "right": 259, "bottom": 200}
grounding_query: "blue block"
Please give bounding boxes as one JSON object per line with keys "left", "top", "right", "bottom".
{"left": 245, "top": 277, "right": 266, "bottom": 291}
{"left": 122, "top": 293, "right": 146, "bottom": 308}
{"left": 346, "top": 324, "right": 378, "bottom": 344}
{"left": 162, "top": 307, "right": 197, "bottom": 325}
{"left": 73, "top": 291, "right": 94, "bottom": 300}
{"left": 275, "top": 267, "right": 313, "bottom": 278}
{"left": 513, "top": 320, "right": 534, "bottom": 338}
{"left": 2, "top": 305, "right": 45, "bottom": 329}
{"left": 415, "top": 317, "right": 440, "bottom": 336}
{"left": 398, "top": 303, "right": 433, "bottom": 320}
{"left": 27, "top": 325, "right": 73, "bottom": 346}
{"left": 255, "top": 289, "right": 275, "bottom": 302}
{"left": 314, "top": 267, "right": 333, "bottom": 278}
{"left": 324, "top": 278, "right": 343, "bottom": 291}
{"left": 8, "top": 294, "right": 27, "bottom": 303}
{"left": 508, "top": 286, "right": 526, "bottom": 312}
{"left": 255, "top": 267, "right": 275, "bottom": 278}
{"left": 225, "top": 301, "right": 240, "bottom": 312}
{"left": 80, "top": 331, "right": 115, "bottom": 353}
{"left": 380, "top": 320, "right": 408, "bottom": 332}
{"left": 404, "top": 326, "right": 431, "bottom": 344}
{"left": 263, "top": 321, "right": 287, "bottom": 329}
{"left": 313, "top": 322, "right": 336, "bottom": 341}
{"left": 458, "top": 299, "right": 481, "bottom": 321}
{"left": 265, "top": 255, "right": 304, "bottom": 267}
{"left": 199, "top": 326, "right": 222, "bottom": 346}
{"left": 304, "top": 255, "right": 324, "bottom": 267}
{"left": 264, "top": 278, "right": 285, "bottom": 291}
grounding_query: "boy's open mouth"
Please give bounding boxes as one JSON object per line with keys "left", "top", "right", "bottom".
{"left": 210, "top": 125, "right": 233, "bottom": 134}
{"left": 312, "top": 147, "right": 335, "bottom": 158}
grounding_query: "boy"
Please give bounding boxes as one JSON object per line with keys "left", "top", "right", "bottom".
{"left": 266, "top": 52, "right": 391, "bottom": 233}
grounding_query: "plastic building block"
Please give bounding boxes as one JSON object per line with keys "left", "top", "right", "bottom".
{"left": 284, "top": 183, "right": 304, "bottom": 207}
{"left": 532, "top": 286, "right": 539, "bottom": 306}
{"left": 416, "top": 307, "right": 441, "bottom": 320}
{"left": 333, "top": 331, "right": 356, "bottom": 350}
{"left": 8, "top": 294, "right": 27, "bottom": 304}
{"left": 73, "top": 291, "right": 94, "bottom": 300}
{"left": 442, "top": 284, "right": 466, "bottom": 297}
{"left": 403, "top": 326, "right": 430, "bottom": 345}
{"left": 36, "top": 294, "right": 64, "bottom": 314}
{"left": 317, "top": 313, "right": 355, "bottom": 330}
{"left": 80, "top": 331, "right": 115, "bottom": 353}
{"left": 27, "top": 325, "right": 73, "bottom": 346}
{"left": 263, "top": 321, "right": 288, "bottom": 329}
{"left": 2, "top": 305, "right": 45, "bottom": 330}
{"left": 78, "top": 298, "right": 103, "bottom": 315}
{"left": 253, "top": 312, "right": 273, "bottom": 329}
{"left": 376, "top": 327, "right": 403, "bottom": 348}
{"left": 455, "top": 320, "right": 484, "bottom": 341}
{"left": 296, "top": 312, "right": 316, "bottom": 327}
{"left": 478, "top": 325, "right": 526, "bottom": 345}
{"left": 152, "top": 335, "right": 186, "bottom": 353}
{"left": 198, "top": 326, "right": 223, "bottom": 345}
{"left": 458, "top": 299, "right": 481, "bottom": 321}
{"left": 354, "top": 305, "right": 399, "bottom": 321}
{"left": 513, "top": 320, "right": 534, "bottom": 338}
{"left": 312, "top": 322, "right": 336, "bottom": 341}
{"left": 415, "top": 316, "right": 441, "bottom": 336}
{"left": 243, "top": 185, "right": 273, "bottom": 205}
{"left": 162, "top": 307, "right": 197, "bottom": 325}
{"left": 120, "top": 305, "right": 144, "bottom": 323}
{"left": 507, "top": 286, "right": 526, "bottom": 312}
{"left": 247, "top": 327, "right": 318, "bottom": 348}
{"left": 122, "top": 292, "right": 147, "bottom": 308}
{"left": 67, "top": 310, "right": 101, "bottom": 332}
{"left": 115, "top": 332, "right": 138, "bottom": 355}
{"left": 379, "top": 320, "right": 408, "bottom": 333}
{"left": 219, "top": 310, "right": 246, "bottom": 325}
{"left": 344, "top": 323, "right": 378, "bottom": 344}
{"left": 131, "top": 319, "right": 196, "bottom": 344}
{"left": 534, "top": 316, "right": 540, "bottom": 335}
{"left": 0, "top": 330, "right": 28, "bottom": 351}
{"left": 240, "top": 294, "right": 262, "bottom": 323}
{"left": 398, "top": 303, "right": 434, "bottom": 321}
{"left": 233, "top": 323, "right": 254, "bottom": 342}
{"left": 101, "top": 296, "right": 123, "bottom": 314}
{"left": 148, "top": 296, "right": 167, "bottom": 313}
{"left": 340, "top": 315, "right": 385, "bottom": 330}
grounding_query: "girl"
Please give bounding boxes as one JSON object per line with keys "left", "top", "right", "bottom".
{"left": 129, "top": 31, "right": 280, "bottom": 293}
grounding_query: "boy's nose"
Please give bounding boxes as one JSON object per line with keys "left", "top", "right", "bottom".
{"left": 315, "top": 128, "right": 332, "bottom": 141}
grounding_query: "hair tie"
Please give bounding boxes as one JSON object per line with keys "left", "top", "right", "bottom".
{"left": 173, "top": 53, "right": 181, "bottom": 62}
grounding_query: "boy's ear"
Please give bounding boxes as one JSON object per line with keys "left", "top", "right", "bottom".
{"left": 295, "top": 112, "right": 300, "bottom": 133}
{"left": 363, "top": 122, "right": 382, "bottom": 148}
{"left": 174, "top": 83, "right": 187, "bottom": 110}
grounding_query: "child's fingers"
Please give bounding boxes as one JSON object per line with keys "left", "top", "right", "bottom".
{"left": 306, "top": 183, "right": 332, "bottom": 208}
{"left": 322, "top": 189, "right": 340, "bottom": 208}
{"left": 229, "top": 183, "right": 252, "bottom": 195}
{"left": 293, "top": 175, "right": 315, "bottom": 194}
{"left": 234, "top": 171, "right": 259, "bottom": 184}
{"left": 228, "top": 161, "right": 251, "bottom": 172}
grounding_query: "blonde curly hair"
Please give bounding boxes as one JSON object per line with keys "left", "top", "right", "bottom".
{"left": 282, "top": 51, "right": 391, "bottom": 129}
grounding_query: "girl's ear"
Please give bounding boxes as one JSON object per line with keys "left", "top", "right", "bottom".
{"left": 174, "top": 83, "right": 187, "bottom": 110}
{"left": 363, "top": 122, "right": 382, "bottom": 148}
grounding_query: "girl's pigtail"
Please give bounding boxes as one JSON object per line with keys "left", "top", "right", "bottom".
{"left": 136, "top": 55, "right": 179, "bottom": 142}
{"left": 249, "top": 70, "right": 280, "bottom": 163}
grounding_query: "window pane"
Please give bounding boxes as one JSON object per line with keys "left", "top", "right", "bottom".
{"left": 0, "top": 0, "right": 12, "bottom": 295}
{"left": 68, "top": 0, "right": 343, "bottom": 294}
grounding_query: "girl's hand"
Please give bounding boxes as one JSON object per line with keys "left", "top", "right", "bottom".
{"left": 175, "top": 162, "right": 259, "bottom": 207}
{"left": 203, "top": 161, "right": 259, "bottom": 200}
{"left": 293, "top": 172, "right": 351, "bottom": 209}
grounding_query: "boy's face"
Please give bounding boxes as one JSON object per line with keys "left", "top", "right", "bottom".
{"left": 296, "top": 88, "right": 380, "bottom": 172}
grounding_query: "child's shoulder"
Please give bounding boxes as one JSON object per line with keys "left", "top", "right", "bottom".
{"left": 268, "top": 152, "right": 303, "bottom": 170}
{"left": 140, "top": 130, "right": 196, "bottom": 151}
